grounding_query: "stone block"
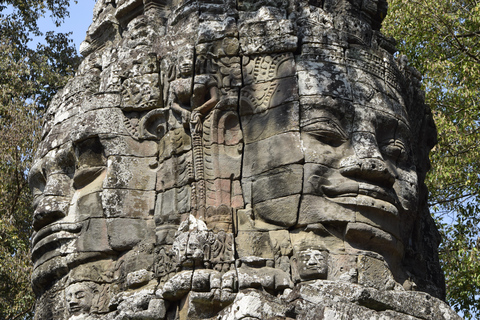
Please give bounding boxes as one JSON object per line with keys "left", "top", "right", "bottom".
{"left": 32, "top": 195, "right": 70, "bottom": 230}
{"left": 243, "top": 132, "right": 304, "bottom": 177}
{"left": 75, "top": 191, "right": 105, "bottom": 221}
{"left": 215, "top": 289, "right": 293, "bottom": 319}
{"left": 269, "top": 230, "right": 293, "bottom": 256}
{"left": 203, "top": 144, "right": 242, "bottom": 180}
{"left": 101, "top": 135, "right": 158, "bottom": 157}
{"left": 237, "top": 266, "right": 278, "bottom": 290}
{"left": 102, "top": 189, "right": 155, "bottom": 218}
{"left": 62, "top": 73, "right": 100, "bottom": 101}
{"left": 235, "top": 207, "right": 255, "bottom": 232}
{"left": 241, "top": 102, "right": 299, "bottom": 144}
{"left": 231, "top": 180, "right": 244, "bottom": 209}
{"left": 240, "top": 77, "right": 299, "bottom": 115}
{"left": 68, "top": 259, "right": 116, "bottom": 283}
{"left": 252, "top": 165, "right": 303, "bottom": 204}
{"left": 32, "top": 286, "right": 67, "bottom": 320}
{"left": 253, "top": 195, "right": 300, "bottom": 229}
{"left": 235, "top": 231, "right": 274, "bottom": 260}
{"left": 120, "top": 242, "right": 156, "bottom": 279}
{"left": 355, "top": 209, "right": 401, "bottom": 242}
{"left": 205, "top": 205, "right": 234, "bottom": 233}
{"left": 238, "top": 1, "right": 289, "bottom": 13}
{"left": 156, "top": 151, "right": 194, "bottom": 191}
{"left": 121, "top": 74, "right": 163, "bottom": 111}
{"left": 158, "top": 128, "right": 192, "bottom": 161}
{"left": 155, "top": 186, "right": 192, "bottom": 221}
{"left": 104, "top": 156, "right": 157, "bottom": 190}
{"left": 205, "top": 179, "right": 232, "bottom": 208}
{"left": 84, "top": 92, "right": 121, "bottom": 109}
{"left": 290, "top": 229, "right": 345, "bottom": 255}
{"left": 345, "top": 48, "right": 385, "bottom": 80}
{"left": 242, "top": 52, "right": 296, "bottom": 85}
{"left": 345, "top": 222, "right": 404, "bottom": 259}
{"left": 239, "top": 16, "right": 297, "bottom": 54}
{"left": 126, "top": 269, "right": 154, "bottom": 288}
{"left": 197, "top": 17, "right": 238, "bottom": 43}
{"left": 357, "top": 255, "right": 396, "bottom": 291}
{"left": 51, "top": 100, "right": 81, "bottom": 127}
{"left": 302, "top": 163, "right": 339, "bottom": 196}
{"left": 327, "top": 253, "right": 358, "bottom": 283}
{"left": 298, "top": 195, "right": 356, "bottom": 226}
{"left": 107, "top": 218, "right": 154, "bottom": 251}
{"left": 77, "top": 218, "right": 111, "bottom": 252}
{"left": 162, "top": 270, "right": 193, "bottom": 300}
{"left": 300, "top": 45, "right": 345, "bottom": 65}
{"left": 296, "top": 60, "right": 352, "bottom": 100}
{"left": 70, "top": 107, "right": 129, "bottom": 142}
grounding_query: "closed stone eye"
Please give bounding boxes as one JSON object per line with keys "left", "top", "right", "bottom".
{"left": 304, "top": 119, "right": 347, "bottom": 146}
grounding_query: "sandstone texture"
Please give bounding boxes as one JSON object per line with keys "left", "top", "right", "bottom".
{"left": 29, "top": 0, "right": 459, "bottom": 319}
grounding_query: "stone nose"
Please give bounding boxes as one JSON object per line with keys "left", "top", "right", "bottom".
{"left": 31, "top": 173, "right": 71, "bottom": 231}
{"left": 68, "top": 297, "right": 78, "bottom": 304}
{"left": 340, "top": 157, "right": 395, "bottom": 187}
{"left": 32, "top": 196, "right": 68, "bottom": 231}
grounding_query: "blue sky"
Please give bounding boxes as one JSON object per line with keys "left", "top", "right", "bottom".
{"left": 36, "top": 1, "right": 97, "bottom": 53}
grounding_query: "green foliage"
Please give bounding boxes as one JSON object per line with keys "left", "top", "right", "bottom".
{"left": 0, "top": 1, "right": 79, "bottom": 319}
{"left": 383, "top": 0, "right": 480, "bottom": 318}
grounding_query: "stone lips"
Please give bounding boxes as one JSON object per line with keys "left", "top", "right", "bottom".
{"left": 30, "top": 0, "right": 455, "bottom": 319}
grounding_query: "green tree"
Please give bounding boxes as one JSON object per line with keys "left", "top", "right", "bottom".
{"left": 0, "top": 1, "right": 79, "bottom": 319}
{"left": 383, "top": 0, "right": 480, "bottom": 318}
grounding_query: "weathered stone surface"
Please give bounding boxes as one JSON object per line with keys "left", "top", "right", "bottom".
{"left": 243, "top": 132, "right": 304, "bottom": 177}
{"left": 30, "top": 0, "right": 456, "bottom": 319}
{"left": 106, "top": 218, "right": 154, "bottom": 251}
{"left": 102, "top": 189, "right": 156, "bottom": 218}
{"left": 241, "top": 102, "right": 300, "bottom": 144}
{"left": 253, "top": 194, "right": 300, "bottom": 228}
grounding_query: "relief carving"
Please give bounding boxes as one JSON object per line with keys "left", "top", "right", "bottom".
{"left": 30, "top": 1, "right": 459, "bottom": 319}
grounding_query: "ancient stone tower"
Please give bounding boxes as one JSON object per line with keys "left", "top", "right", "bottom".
{"left": 29, "top": 0, "right": 460, "bottom": 319}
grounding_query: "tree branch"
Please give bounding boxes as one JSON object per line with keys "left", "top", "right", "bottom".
{"left": 456, "top": 30, "right": 480, "bottom": 38}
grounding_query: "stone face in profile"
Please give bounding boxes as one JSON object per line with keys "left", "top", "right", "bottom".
{"left": 30, "top": 0, "right": 458, "bottom": 319}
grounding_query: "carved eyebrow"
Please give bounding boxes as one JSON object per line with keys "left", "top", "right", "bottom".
{"left": 301, "top": 98, "right": 354, "bottom": 128}
{"left": 303, "top": 117, "right": 347, "bottom": 136}
{"left": 302, "top": 105, "right": 347, "bottom": 126}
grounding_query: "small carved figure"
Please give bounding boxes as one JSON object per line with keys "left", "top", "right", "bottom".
{"left": 168, "top": 46, "right": 220, "bottom": 132}
{"left": 171, "top": 215, "right": 209, "bottom": 269}
{"left": 65, "top": 282, "right": 99, "bottom": 320}
{"left": 294, "top": 249, "right": 328, "bottom": 281}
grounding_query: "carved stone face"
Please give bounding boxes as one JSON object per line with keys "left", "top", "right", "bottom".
{"left": 296, "top": 60, "right": 418, "bottom": 259}
{"left": 295, "top": 249, "right": 328, "bottom": 280}
{"left": 177, "top": 46, "right": 194, "bottom": 78}
{"left": 65, "top": 283, "right": 95, "bottom": 316}
{"left": 172, "top": 230, "right": 207, "bottom": 267}
{"left": 29, "top": 105, "right": 157, "bottom": 290}
{"left": 29, "top": 134, "right": 109, "bottom": 287}
{"left": 30, "top": 1, "right": 448, "bottom": 318}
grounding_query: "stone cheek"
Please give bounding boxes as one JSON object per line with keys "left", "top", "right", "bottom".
{"left": 30, "top": 1, "right": 454, "bottom": 319}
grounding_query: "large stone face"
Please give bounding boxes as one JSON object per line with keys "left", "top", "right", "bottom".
{"left": 29, "top": 0, "right": 457, "bottom": 319}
